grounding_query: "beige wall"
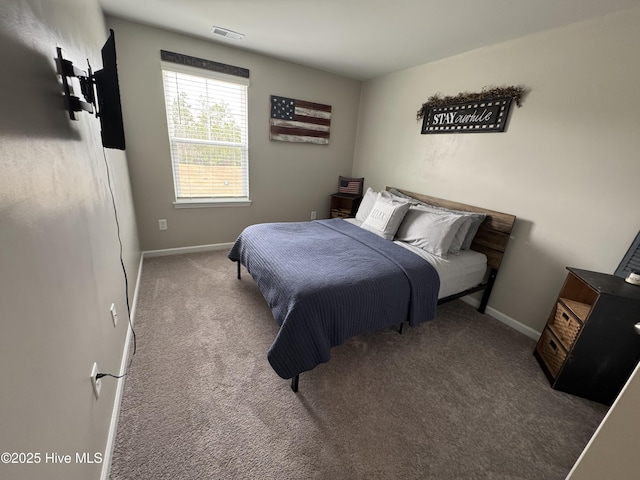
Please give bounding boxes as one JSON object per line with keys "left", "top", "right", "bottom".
{"left": 106, "top": 17, "right": 362, "bottom": 251}
{"left": 0, "top": 1, "right": 140, "bottom": 480}
{"left": 353, "top": 7, "right": 640, "bottom": 333}
{"left": 567, "top": 361, "right": 640, "bottom": 479}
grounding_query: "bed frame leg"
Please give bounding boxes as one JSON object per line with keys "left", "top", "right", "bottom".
{"left": 479, "top": 268, "right": 497, "bottom": 314}
{"left": 236, "top": 261, "right": 241, "bottom": 280}
{"left": 397, "top": 322, "right": 404, "bottom": 334}
{"left": 291, "top": 375, "right": 299, "bottom": 392}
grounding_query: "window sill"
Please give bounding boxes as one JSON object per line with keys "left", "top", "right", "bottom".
{"left": 173, "top": 199, "right": 252, "bottom": 209}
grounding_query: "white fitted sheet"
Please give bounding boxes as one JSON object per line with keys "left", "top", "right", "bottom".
{"left": 394, "top": 242, "right": 487, "bottom": 299}
{"left": 344, "top": 218, "right": 487, "bottom": 299}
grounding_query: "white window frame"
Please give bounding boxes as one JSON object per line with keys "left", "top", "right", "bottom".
{"left": 161, "top": 61, "right": 251, "bottom": 208}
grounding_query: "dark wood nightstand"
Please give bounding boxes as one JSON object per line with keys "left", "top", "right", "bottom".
{"left": 329, "top": 193, "right": 362, "bottom": 218}
{"left": 534, "top": 267, "right": 640, "bottom": 405}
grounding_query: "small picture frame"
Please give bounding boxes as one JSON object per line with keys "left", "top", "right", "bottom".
{"left": 338, "top": 176, "right": 364, "bottom": 195}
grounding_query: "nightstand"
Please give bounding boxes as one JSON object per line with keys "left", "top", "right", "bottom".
{"left": 329, "top": 193, "right": 362, "bottom": 218}
{"left": 534, "top": 267, "right": 640, "bottom": 405}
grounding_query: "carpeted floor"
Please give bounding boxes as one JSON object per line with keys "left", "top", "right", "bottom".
{"left": 109, "top": 250, "right": 607, "bottom": 480}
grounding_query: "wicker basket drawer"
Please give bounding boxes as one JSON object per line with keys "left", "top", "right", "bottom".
{"left": 537, "top": 328, "right": 567, "bottom": 378}
{"left": 330, "top": 208, "right": 351, "bottom": 218}
{"left": 549, "top": 301, "right": 584, "bottom": 350}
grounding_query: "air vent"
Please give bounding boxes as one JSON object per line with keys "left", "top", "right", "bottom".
{"left": 211, "top": 26, "right": 244, "bottom": 41}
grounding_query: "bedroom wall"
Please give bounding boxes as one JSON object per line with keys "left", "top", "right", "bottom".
{"left": 352, "top": 6, "right": 640, "bottom": 333}
{"left": 0, "top": 1, "right": 140, "bottom": 480}
{"left": 104, "top": 16, "right": 362, "bottom": 252}
{"left": 566, "top": 361, "right": 640, "bottom": 479}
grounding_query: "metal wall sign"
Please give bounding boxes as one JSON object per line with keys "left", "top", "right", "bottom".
{"left": 421, "top": 97, "right": 512, "bottom": 134}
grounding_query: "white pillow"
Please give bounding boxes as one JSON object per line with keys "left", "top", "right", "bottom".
{"left": 361, "top": 195, "right": 411, "bottom": 240}
{"left": 394, "top": 206, "right": 468, "bottom": 258}
{"left": 355, "top": 187, "right": 378, "bottom": 222}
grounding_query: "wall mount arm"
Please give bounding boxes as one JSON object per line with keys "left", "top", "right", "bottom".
{"left": 55, "top": 47, "right": 95, "bottom": 119}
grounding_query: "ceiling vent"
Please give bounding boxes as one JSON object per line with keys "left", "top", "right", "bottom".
{"left": 211, "top": 26, "right": 244, "bottom": 41}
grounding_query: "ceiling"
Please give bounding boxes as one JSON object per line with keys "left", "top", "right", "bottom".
{"left": 99, "top": 0, "right": 639, "bottom": 80}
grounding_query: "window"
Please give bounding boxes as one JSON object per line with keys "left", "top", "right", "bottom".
{"left": 161, "top": 62, "right": 250, "bottom": 206}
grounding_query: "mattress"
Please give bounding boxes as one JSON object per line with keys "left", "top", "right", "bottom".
{"left": 344, "top": 218, "right": 487, "bottom": 299}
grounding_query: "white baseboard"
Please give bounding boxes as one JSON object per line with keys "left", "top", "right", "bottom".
{"left": 143, "top": 242, "right": 234, "bottom": 258}
{"left": 101, "top": 252, "right": 144, "bottom": 480}
{"left": 461, "top": 297, "right": 541, "bottom": 340}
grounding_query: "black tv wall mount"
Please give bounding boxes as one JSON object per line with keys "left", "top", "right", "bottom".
{"left": 55, "top": 47, "right": 96, "bottom": 120}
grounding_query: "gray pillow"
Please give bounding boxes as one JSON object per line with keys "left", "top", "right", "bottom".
{"left": 427, "top": 207, "right": 485, "bottom": 250}
{"left": 402, "top": 203, "right": 470, "bottom": 254}
{"left": 395, "top": 206, "right": 468, "bottom": 258}
{"left": 361, "top": 194, "right": 411, "bottom": 240}
{"left": 449, "top": 216, "right": 473, "bottom": 254}
{"left": 459, "top": 212, "right": 486, "bottom": 250}
{"left": 387, "top": 188, "right": 415, "bottom": 201}
{"left": 388, "top": 189, "right": 485, "bottom": 249}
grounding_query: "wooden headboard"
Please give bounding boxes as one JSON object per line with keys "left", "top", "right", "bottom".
{"left": 387, "top": 187, "right": 516, "bottom": 271}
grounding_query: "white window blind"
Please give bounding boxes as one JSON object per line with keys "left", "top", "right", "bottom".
{"left": 161, "top": 63, "right": 249, "bottom": 205}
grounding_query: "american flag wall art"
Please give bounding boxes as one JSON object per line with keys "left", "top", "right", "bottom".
{"left": 270, "top": 95, "right": 331, "bottom": 144}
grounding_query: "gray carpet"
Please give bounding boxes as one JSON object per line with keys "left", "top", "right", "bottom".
{"left": 109, "top": 251, "right": 607, "bottom": 480}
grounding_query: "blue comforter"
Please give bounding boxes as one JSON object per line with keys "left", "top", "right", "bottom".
{"left": 228, "top": 218, "right": 440, "bottom": 379}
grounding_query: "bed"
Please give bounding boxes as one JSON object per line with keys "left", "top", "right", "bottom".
{"left": 228, "top": 187, "right": 516, "bottom": 391}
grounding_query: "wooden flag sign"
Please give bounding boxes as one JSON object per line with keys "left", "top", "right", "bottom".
{"left": 338, "top": 176, "right": 363, "bottom": 195}
{"left": 270, "top": 95, "right": 332, "bottom": 144}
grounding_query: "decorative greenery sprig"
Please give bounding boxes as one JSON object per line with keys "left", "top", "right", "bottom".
{"left": 416, "top": 85, "right": 527, "bottom": 121}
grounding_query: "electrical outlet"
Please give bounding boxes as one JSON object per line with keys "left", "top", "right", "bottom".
{"left": 90, "top": 362, "right": 101, "bottom": 400}
{"left": 310, "top": 211, "right": 317, "bottom": 220}
{"left": 158, "top": 219, "right": 168, "bottom": 230}
{"left": 110, "top": 303, "right": 118, "bottom": 327}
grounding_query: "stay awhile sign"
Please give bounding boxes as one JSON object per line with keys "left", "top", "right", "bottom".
{"left": 421, "top": 97, "right": 512, "bottom": 134}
